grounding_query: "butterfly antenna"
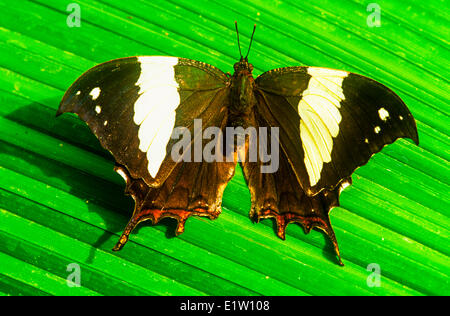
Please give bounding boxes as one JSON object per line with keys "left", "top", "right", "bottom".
{"left": 235, "top": 21, "right": 243, "bottom": 58}
{"left": 245, "top": 24, "right": 256, "bottom": 59}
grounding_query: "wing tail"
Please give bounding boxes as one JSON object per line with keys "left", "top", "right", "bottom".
{"left": 112, "top": 142, "right": 236, "bottom": 251}
{"left": 241, "top": 112, "right": 348, "bottom": 265}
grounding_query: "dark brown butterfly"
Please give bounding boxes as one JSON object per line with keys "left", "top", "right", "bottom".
{"left": 57, "top": 24, "right": 418, "bottom": 265}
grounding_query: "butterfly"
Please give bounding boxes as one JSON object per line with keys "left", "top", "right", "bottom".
{"left": 57, "top": 23, "right": 418, "bottom": 265}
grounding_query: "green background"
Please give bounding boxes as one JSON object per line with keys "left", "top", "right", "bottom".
{"left": 0, "top": 0, "right": 449, "bottom": 296}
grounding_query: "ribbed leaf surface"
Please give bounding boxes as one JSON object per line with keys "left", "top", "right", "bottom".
{"left": 0, "top": 0, "right": 449, "bottom": 296}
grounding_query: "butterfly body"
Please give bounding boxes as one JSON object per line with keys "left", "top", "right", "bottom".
{"left": 58, "top": 43, "right": 418, "bottom": 265}
{"left": 228, "top": 58, "right": 257, "bottom": 128}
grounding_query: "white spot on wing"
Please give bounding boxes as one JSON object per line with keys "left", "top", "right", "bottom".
{"left": 374, "top": 126, "right": 381, "bottom": 134}
{"left": 95, "top": 105, "right": 101, "bottom": 114}
{"left": 90, "top": 87, "right": 101, "bottom": 100}
{"left": 76, "top": 90, "right": 81, "bottom": 95}
{"left": 134, "top": 56, "right": 179, "bottom": 178}
{"left": 116, "top": 168, "right": 128, "bottom": 182}
{"left": 299, "top": 67, "right": 349, "bottom": 186}
{"left": 378, "top": 107, "right": 389, "bottom": 121}
{"left": 339, "top": 181, "right": 351, "bottom": 194}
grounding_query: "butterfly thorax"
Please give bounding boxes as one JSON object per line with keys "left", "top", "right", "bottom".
{"left": 229, "top": 58, "right": 256, "bottom": 127}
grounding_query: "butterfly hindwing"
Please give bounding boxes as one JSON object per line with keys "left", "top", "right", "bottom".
{"left": 113, "top": 109, "right": 236, "bottom": 250}
{"left": 240, "top": 109, "right": 349, "bottom": 265}
{"left": 255, "top": 66, "right": 419, "bottom": 196}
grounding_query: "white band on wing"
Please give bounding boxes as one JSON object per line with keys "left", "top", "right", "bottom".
{"left": 133, "top": 56, "right": 180, "bottom": 178}
{"left": 299, "top": 67, "right": 348, "bottom": 186}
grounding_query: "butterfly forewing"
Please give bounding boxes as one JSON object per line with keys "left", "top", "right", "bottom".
{"left": 58, "top": 56, "right": 230, "bottom": 187}
{"left": 255, "top": 66, "right": 419, "bottom": 196}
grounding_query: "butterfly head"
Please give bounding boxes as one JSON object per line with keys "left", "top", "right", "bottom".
{"left": 233, "top": 57, "right": 254, "bottom": 74}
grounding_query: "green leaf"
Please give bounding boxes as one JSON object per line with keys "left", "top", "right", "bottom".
{"left": 0, "top": 0, "right": 448, "bottom": 296}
